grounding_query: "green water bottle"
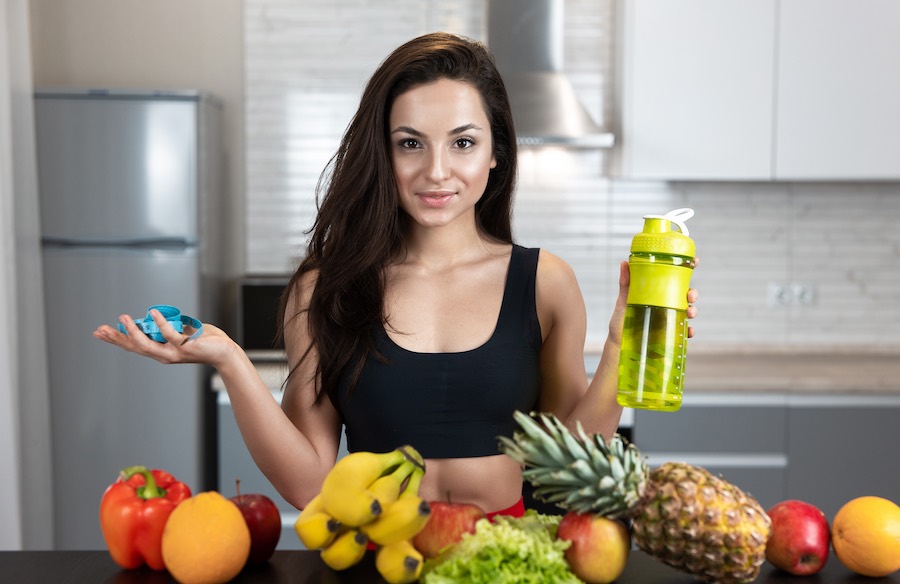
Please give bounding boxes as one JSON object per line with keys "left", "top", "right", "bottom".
{"left": 617, "top": 208, "right": 696, "bottom": 412}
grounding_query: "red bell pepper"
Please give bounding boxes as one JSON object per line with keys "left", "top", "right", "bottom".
{"left": 99, "top": 465, "right": 192, "bottom": 570}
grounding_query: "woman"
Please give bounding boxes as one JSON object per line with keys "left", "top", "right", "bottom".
{"left": 94, "top": 32, "right": 697, "bottom": 518}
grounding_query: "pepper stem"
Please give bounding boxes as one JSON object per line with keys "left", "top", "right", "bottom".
{"left": 120, "top": 465, "right": 167, "bottom": 499}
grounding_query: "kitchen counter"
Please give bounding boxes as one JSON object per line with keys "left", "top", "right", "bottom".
{"left": 676, "top": 348, "right": 900, "bottom": 393}
{"left": 2, "top": 550, "right": 897, "bottom": 583}
{"left": 214, "top": 348, "right": 900, "bottom": 395}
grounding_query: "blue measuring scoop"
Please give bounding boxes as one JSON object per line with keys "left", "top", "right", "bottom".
{"left": 117, "top": 304, "right": 204, "bottom": 343}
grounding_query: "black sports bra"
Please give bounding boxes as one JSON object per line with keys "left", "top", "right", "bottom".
{"left": 333, "top": 245, "right": 543, "bottom": 458}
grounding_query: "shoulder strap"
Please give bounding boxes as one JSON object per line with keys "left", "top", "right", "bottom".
{"left": 497, "top": 245, "right": 542, "bottom": 348}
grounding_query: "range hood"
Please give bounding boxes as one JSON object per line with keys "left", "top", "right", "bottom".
{"left": 487, "top": 0, "right": 615, "bottom": 148}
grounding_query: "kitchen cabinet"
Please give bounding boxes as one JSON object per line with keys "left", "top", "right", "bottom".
{"left": 217, "top": 391, "right": 349, "bottom": 550}
{"left": 617, "top": 0, "right": 900, "bottom": 180}
{"left": 633, "top": 394, "right": 789, "bottom": 510}
{"left": 776, "top": 0, "right": 900, "bottom": 179}
{"left": 617, "top": 0, "right": 776, "bottom": 180}
{"left": 785, "top": 395, "right": 900, "bottom": 519}
{"left": 632, "top": 392, "right": 900, "bottom": 519}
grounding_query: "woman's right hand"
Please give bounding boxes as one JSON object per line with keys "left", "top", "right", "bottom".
{"left": 93, "top": 308, "right": 238, "bottom": 369}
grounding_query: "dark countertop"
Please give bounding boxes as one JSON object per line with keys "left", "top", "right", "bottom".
{"left": 2, "top": 550, "right": 898, "bottom": 584}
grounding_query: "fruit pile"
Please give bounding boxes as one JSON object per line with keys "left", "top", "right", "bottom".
{"left": 500, "top": 411, "right": 772, "bottom": 584}
{"left": 101, "top": 423, "right": 900, "bottom": 583}
{"left": 99, "top": 466, "right": 283, "bottom": 584}
{"left": 294, "top": 444, "right": 430, "bottom": 584}
{"left": 496, "top": 411, "right": 900, "bottom": 583}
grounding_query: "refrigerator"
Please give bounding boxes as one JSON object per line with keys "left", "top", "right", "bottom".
{"left": 34, "top": 89, "right": 225, "bottom": 550}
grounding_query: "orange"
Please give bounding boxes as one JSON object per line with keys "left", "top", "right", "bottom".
{"left": 831, "top": 496, "right": 900, "bottom": 577}
{"left": 161, "top": 491, "right": 251, "bottom": 584}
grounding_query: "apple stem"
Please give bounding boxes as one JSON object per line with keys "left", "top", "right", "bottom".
{"left": 235, "top": 478, "right": 241, "bottom": 498}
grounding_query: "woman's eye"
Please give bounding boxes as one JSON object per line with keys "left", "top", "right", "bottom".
{"left": 398, "top": 138, "right": 420, "bottom": 149}
{"left": 455, "top": 137, "right": 475, "bottom": 149}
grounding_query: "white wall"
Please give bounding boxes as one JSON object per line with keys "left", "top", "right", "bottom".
{"left": 2, "top": 0, "right": 52, "bottom": 550}
{"left": 0, "top": 0, "right": 25, "bottom": 551}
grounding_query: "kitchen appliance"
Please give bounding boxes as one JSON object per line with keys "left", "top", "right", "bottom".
{"left": 487, "top": 0, "right": 615, "bottom": 148}
{"left": 238, "top": 276, "right": 289, "bottom": 360}
{"left": 34, "top": 89, "right": 224, "bottom": 550}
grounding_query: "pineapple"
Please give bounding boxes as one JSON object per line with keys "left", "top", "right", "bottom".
{"left": 499, "top": 411, "right": 771, "bottom": 584}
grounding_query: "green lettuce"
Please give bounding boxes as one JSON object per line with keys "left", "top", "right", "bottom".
{"left": 421, "top": 510, "right": 581, "bottom": 583}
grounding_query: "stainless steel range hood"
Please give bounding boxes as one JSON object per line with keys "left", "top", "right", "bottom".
{"left": 487, "top": 0, "right": 615, "bottom": 148}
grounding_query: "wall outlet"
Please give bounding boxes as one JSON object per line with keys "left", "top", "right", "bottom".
{"left": 768, "top": 282, "right": 818, "bottom": 306}
{"left": 792, "top": 284, "right": 818, "bottom": 306}
{"left": 767, "top": 282, "right": 791, "bottom": 307}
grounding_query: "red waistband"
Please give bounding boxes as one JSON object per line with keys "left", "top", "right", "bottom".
{"left": 487, "top": 497, "right": 525, "bottom": 520}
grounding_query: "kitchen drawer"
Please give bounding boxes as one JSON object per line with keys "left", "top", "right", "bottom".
{"left": 217, "top": 395, "right": 349, "bottom": 550}
{"left": 786, "top": 397, "right": 900, "bottom": 519}
{"left": 633, "top": 396, "right": 787, "bottom": 454}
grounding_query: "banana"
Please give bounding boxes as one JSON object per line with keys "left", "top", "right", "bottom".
{"left": 319, "top": 528, "right": 369, "bottom": 571}
{"left": 360, "top": 468, "right": 431, "bottom": 546}
{"left": 375, "top": 539, "right": 424, "bottom": 584}
{"left": 361, "top": 495, "right": 431, "bottom": 545}
{"left": 400, "top": 462, "right": 425, "bottom": 498}
{"left": 397, "top": 444, "right": 426, "bottom": 471}
{"left": 294, "top": 494, "right": 341, "bottom": 549}
{"left": 320, "top": 449, "right": 407, "bottom": 526}
{"left": 367, "top": 460, "right": 416, "bottom": 506}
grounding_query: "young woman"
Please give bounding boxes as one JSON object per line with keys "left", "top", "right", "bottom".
{"left": 94, "top": 32, "right": 698, "bottom": 518}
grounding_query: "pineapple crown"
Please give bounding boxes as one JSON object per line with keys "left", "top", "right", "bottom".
{"left": 499, "top": 410, "right": 648, "bottom": 518}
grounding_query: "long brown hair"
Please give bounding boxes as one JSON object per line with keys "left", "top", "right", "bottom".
{"left": 279, "top": 32, "right": 518, "bottom": 404}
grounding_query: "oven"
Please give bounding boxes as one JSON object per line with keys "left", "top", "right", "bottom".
{"left": 238, "top": 276, "right": 289, "bottom": 359}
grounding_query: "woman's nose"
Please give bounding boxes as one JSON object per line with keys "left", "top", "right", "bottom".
{"left": 426, "top": 149, "right": 450, "bottom": 181}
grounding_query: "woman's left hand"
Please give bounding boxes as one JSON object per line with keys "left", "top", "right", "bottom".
{"left": 686, "top": 286, "right": 699, "bottom": 339}
{"left": 685, "top": 256, "right": 699, "bottom": 338}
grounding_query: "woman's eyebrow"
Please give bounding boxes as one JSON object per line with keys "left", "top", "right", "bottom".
{"left": 390, "top": 125, "right": 423, "bottom": 136}
{"left": 449, "top": 123, "right": 483, "bottom": 135}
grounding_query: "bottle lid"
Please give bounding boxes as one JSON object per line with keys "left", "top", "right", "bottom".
{"left": 631, "top": 208, "right": 696, "bottom": 258}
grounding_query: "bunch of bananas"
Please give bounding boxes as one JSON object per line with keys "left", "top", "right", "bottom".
{"left": 294, "top": 444, "right": 430, "bottom": 584}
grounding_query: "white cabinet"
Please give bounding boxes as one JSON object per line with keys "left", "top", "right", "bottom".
{"left": 617, "top": 0, "right": 900, "bottom": 180}
{"left": 618, "top": 0, "right": 776, "bottom": 180}
{"left": 776, "top": 0, "right": 900, "bottom": 179}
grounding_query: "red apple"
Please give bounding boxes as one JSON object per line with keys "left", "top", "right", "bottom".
{"left": 231, "top": 480, "right": 282, "bottom": 565}
{"left": 557, "top": 512, "right": 630, "bottom": 584}
{"left": 412, "top": 500, "right": 486, "bottom": 558}
{"left": 765, "top": 499, "right": 830, "bottom": 576}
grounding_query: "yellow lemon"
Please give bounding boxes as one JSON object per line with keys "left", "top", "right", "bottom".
{"left": 161, "top": 491, "right": 251, "bottom": 584}
{"left": 832, "top": 496, "right": 900, "bottom": 578}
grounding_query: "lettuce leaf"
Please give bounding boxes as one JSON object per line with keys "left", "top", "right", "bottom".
{"left": 421, "top": 511, "right": 581, "bottom": 584}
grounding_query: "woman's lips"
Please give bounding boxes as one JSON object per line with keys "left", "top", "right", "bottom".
{"left": 417, "top": 192, "right": 455, "bottom": 209}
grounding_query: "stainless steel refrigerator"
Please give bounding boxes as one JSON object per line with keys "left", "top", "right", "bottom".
{"left": 34, "top": 89, "right": 225, "bottom": 550}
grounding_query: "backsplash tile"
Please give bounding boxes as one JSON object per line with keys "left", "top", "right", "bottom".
{"left": 245, "top": 0, "right": 900, "bottom": 349}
